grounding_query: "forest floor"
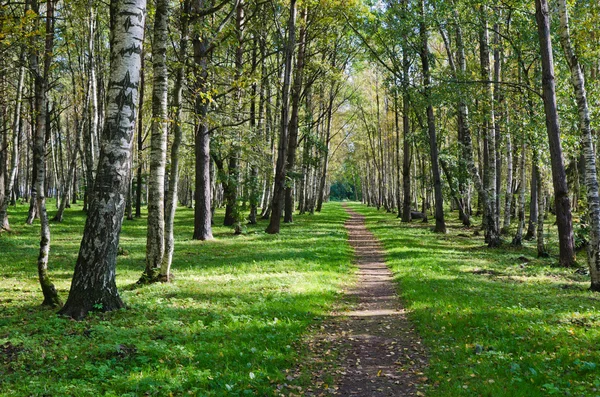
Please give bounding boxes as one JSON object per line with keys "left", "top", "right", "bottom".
{"left": 1, "top": 201, "right": 600, "bottom": 396}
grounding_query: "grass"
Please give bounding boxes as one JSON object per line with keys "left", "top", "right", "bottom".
{"left": 0, "top": 201, "right": 354, "bottom": 396}
{"left": 4, "top": 198, "right": 600, "bottom": 396}
{"left": 346, "top": 202, "right": 600, "bottom": 397}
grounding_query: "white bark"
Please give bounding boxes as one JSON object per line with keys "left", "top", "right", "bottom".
{"left": 59, "top": 0, "right": 146, "bottom": 319}
{"left": 502, "top": 131, "right": 512, "bottom": 232}
{"left": 0, "top": 63, "right": 25, "bottom": 230}
{"left": 144, "top": 0, "right": 169, "bottom": 280}
{"left": 557, "top": 0, "right": 600, "bottom": 289}
{"left": 161, "top": 0, "right": 189, "bottom": 281}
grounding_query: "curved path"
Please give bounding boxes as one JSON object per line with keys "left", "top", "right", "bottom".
{"left": 335, "top": 205, "right": 427, "bottom": 396}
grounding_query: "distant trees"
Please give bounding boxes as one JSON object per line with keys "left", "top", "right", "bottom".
{"left": 341, "top": 0, "right": 598, "bottom": 280}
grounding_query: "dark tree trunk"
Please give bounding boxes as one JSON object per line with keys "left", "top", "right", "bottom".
{"left": 191, "top": 14, "right": 213, "bottom": 240}
{"left": 535, "top": 0, "right": 576, "bottom": 267}
{"left": 419, "top": 0, "right": 445, "bottom": 233}
{"left": 266, "top": 0, "right": 296, "bottom": 234}
{"left": 284, "top": 8, "right": 307, "bottom": 223}
{"left": 135, "top": 51, "right": 145, "bottom": 218}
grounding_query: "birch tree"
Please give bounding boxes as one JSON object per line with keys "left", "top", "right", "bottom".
{"left": 556, "top": 0, "right": 600, "bottom": 289}
{"left": 141, "top": 0, "right": 169, "bottom": 282}
{"left": 59, "top": 0, "right": 147, "bottom": 319}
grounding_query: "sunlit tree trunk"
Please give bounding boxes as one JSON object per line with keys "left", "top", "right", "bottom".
{"left": 525, "top": 159, "right": 538, "bottom": 240}
{"left": 536, "top": 162, "right": 547, "bottom": 257}
{"left": 142, "top": 0, "right": 169, "bottom": 282}
{"left": 557, "top": 0, "right": 600, "bottom": 287}
{"left": 479, "top": 6, "right": 499, "bottom": 246}
{"left": 501, "top": 131, "right": 512, "bottom": 234}
{"left": 512, "top": 138, "right": 526, "bottom": 246}
{"left": 59, "top": 0, "right": 146, "bottom": 319}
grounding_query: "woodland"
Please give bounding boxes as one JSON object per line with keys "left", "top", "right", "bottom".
{"left": 1, "top": 0, "right": 600, "bottom": 395}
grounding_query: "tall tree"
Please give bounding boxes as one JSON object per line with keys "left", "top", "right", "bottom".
{"left": 161, "top": 0, "right": 191, "bottom": 282}
{"left": 419, "top": 0, "right": 445, "bottom": 233}
{"left": 142, "top": 0, "right": 169, "bottom": 282}
{"left": 31, "top": 0, "right": 61, "bottom": 307}
{"left": 534, "top": 0, "right": 575, "bottom": 267}
{"left": 59, "top": 0, "right": 147, "bottom": 319}
{"left": 284, "top": 7, "right": 308, "bottom": 223}
{"left": 266, "top": 0, "right": 297, "bottom": 234}
{"left": 556, "top": 0, "right": 600, "bottom": 288}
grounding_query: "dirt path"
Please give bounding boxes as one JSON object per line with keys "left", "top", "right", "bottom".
{"left": 333, "top": 205, "right": 428, "bottom": 396}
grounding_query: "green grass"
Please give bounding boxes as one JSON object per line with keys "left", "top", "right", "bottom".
{"left": 0, "top": 201, "right": 354, "bottom": 396}
{"left": 346, "top": 202, "right": 600, "bottom": 397}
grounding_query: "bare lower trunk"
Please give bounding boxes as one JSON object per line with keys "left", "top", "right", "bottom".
{"left": 479, "top": 7, "right": 499, "bottom": 246}
{"left": 512, "top": 139, "right": 526, "bottom": 246}
{"left": 191, "top": 24, "right": 213, "bottom": 240}
{"left": 525, "top": 160, "right": 538, "bottom": 240}
{"left": 420, "top": 0, "right": 445, "bottom": 233}
{"left": 501, "top": 132, "right": 512, "bottom": 234}
{"left": 284, "top": 8, "right": 307, "bottom": 223}
{"left": 31, "top": 0, "right": 61, "bottom": 307}
{"left": 537, "top": 165, "right": 547, "bottom": 257}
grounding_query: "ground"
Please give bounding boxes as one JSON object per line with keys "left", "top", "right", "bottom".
{"left": 1, "top": 201, "right": 599, "bottom": 396}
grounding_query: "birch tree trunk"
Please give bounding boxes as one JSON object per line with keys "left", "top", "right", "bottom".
{"left": 59, "top": 0, "right": 146, "bottom": 319}
{"left": 536, "top": 163, "right": 548, "bottom": 257}
{"left": 501, "top": 131, "right": 513, "bottom": 234}
{"left": 479, "top": 6, "right": 500, "bottom": 246}
{"left": 53, "top": 96, "right": 85, "bottom": 222}
{"left": 557, "top": 0, "right": 600, "bottom": 288}
{"left": 512, "top": 138, "right": 526, "bottom": 246}
{"left": 142, "top": 0, "right": 169, "bottom": 282}
{"left": 31, "top": 0, "right": 61, "bottom": 307}
{"left": 161, "top": 0, "right": 190, "bottom": 282}
{"left": 0, "top": 58, "right": 25, "bottom": 231}
{"left": 525, "top": 160, "right": 538, "bottom": 240}
{"left": 535, "top": 0, "right": 575, "bottom": 267}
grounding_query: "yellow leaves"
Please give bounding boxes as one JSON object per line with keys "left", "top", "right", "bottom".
{"left": 25, "top": 9, "right": 38, "bottom": 19}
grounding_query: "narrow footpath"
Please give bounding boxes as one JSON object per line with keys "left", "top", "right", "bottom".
{"left": 334, "top": 205, "right": 428, "bottom": 396}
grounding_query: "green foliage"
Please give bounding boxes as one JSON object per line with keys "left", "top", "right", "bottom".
{"left": 347, "top": 203, "right": 600, "bottom": 396}
{"left": 0, "top": 201, "right": 354, "bottom": 396}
